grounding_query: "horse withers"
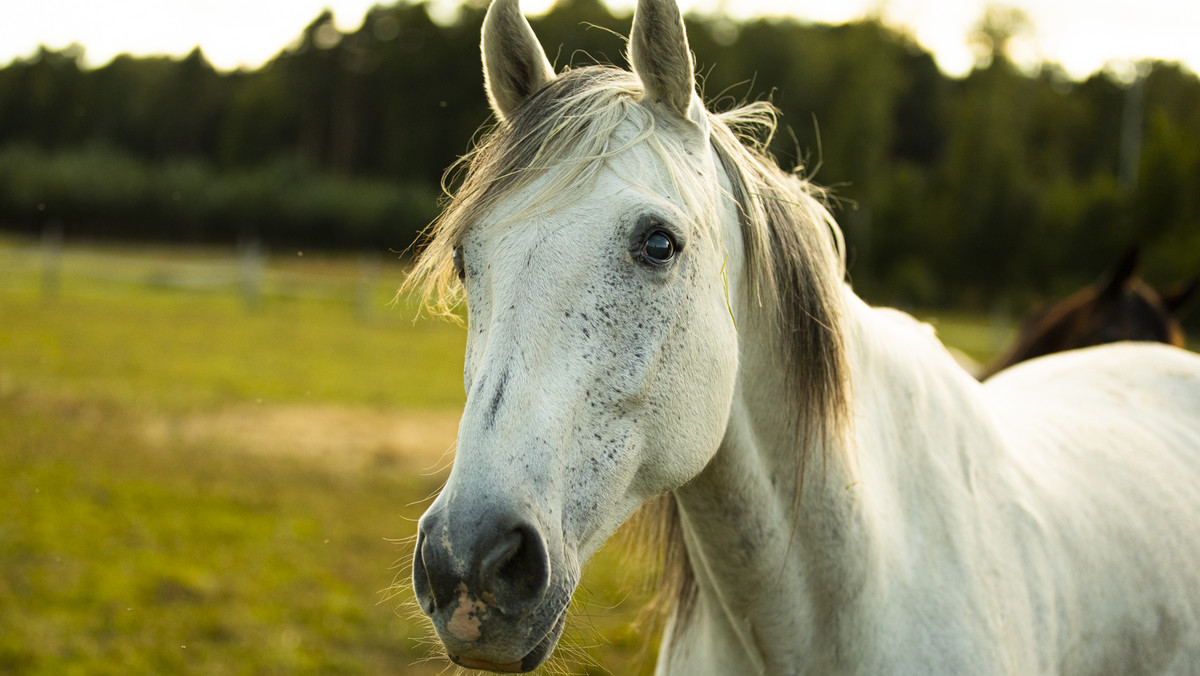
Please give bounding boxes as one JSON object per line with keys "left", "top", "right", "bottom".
{"left": 405, "top": 0, "right": 1200, "bottom": 672}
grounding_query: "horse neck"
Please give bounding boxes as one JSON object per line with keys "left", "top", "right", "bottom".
{"left": 668, "top": 288, "right": 996, "bottom": 672}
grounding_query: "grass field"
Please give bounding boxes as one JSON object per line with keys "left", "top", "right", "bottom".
{"left": 6, "top": 236, "right": 1188, "bottom": 674}
{"left": 0, "top": 237, "right": 656, "bottom": 675}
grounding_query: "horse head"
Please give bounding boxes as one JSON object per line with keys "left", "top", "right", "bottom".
{"left": 409, "top": 0, "right": 743, "bottom": 669}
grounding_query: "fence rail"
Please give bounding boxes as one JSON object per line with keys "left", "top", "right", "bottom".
{"left": 0, "top": 232, "right": 395, "bottom": 319}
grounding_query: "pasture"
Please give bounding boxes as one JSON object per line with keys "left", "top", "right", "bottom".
{"left": 7, "top": 235, "right": 1177, "bottom": 674}
{"left": 0, "top": 236, "right": 654, "bottom": 675}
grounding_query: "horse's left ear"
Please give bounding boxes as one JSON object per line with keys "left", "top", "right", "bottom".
{"left": 1161, "top": 277, "right": 1200, "bottom": 318}
{"left": 1097, "top": 245, "right": 1141, "bottom": 298}
{"left": 482, "top": 0, "right": 556, "bottom": 122}
{"left": 629, "top": 0, "right": 702, "bottom": 124}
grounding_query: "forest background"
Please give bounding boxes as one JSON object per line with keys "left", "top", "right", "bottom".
{"left": 1, "top": 0, "right": 1198, "bottom": 312}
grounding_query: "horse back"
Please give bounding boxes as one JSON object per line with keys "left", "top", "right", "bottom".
{"left": 986, "top": 341, "right": 1200, "bottom": 440}
{"left": 982, "top": 342, "right": 1200, "bottom": 673}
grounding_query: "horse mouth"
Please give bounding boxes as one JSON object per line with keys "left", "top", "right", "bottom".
{"left": 446, "top": 605, "right": 567, "bottom": 673}
{"left": 450, "top": 655, "right": 524, "bottom": 672}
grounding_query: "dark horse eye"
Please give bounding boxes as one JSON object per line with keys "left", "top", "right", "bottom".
{"left": 452, "top": 248, "right": 465, "bottom": 280}
{"left": 641, "top": 230, "right": 676, "bottom": 265}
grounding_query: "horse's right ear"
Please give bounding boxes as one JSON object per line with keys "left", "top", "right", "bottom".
{"left": 481, "top": 0, "right": 555, "bottom": 122}
{"left": 629, "top": 0, "right": 697, "bottom": 121}
{"left": 1097, "top": 245, "right": 1141, "bottom": 298}
{"left": 1161, "top": 277, "right": 1200, "bottom": 318}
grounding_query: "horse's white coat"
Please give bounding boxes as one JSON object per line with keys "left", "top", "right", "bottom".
{"left": 412, "top": 0, "right": 1200, "bottom": 672}
{"left": 660, "top": 293, "right": 1200, "bottom": 674}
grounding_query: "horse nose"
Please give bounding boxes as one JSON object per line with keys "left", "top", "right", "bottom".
{"left": 414, "top": 511, "right": 551, "bottom": 618}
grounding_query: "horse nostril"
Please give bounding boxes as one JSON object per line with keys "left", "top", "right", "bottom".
{"left": 480, "top": 522, "right": 550, "bottom": 616}
{"left": 413, "top": 527, "right": 439, "bottom": 614}
{"left": 413, "top": 529, "right": 432, "bottom": 612}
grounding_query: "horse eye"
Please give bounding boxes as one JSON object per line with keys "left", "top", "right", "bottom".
{"left": 641, "top": 230, "right": 676, "bottom": 265}
{"left": 452, "top": 248, "right": 465, "bottom": 281}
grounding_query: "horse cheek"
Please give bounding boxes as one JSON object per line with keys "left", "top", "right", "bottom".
{"left": 644, "top": 289, "right": 739, "bottom": 492}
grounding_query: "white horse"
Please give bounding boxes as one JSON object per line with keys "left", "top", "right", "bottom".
{"left": 406, "top": 0, "right": 1200, "bottom": 672}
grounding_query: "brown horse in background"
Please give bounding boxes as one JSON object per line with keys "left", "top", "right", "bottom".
{"left": 980, "top": 248, "right": 1198, "bottom": 379}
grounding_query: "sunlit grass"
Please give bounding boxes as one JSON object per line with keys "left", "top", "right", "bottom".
{"left": 0, "top": 393, "right": 439, "bottom": 675}
{"left": 0, "top": 391, "right": 657, "bottom": 674}
{"left": 0, "top": 238, "right": 466, "bottom": 412}
{"left": 0, "top": 238, "right": 657, "bottom": 675}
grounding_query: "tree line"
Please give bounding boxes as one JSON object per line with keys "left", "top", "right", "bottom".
{"left": 1, "top": 0, "right": 1197, "bottom": 309}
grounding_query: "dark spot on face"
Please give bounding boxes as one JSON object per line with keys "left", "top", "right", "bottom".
{"left": 483, "top": 367, "right": 510, "bottom": 430}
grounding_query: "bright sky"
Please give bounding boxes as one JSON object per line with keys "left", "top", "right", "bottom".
{"left": 4, "top": 0, "right": 1198, "bottom": 80}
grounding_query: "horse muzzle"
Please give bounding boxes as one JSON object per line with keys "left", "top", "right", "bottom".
{"left": 413, "top": 505, "right": 572, "bottom": 672}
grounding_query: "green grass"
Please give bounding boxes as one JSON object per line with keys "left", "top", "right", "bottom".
{"left": 0, "top": 237, "right": 656, "bottom": 675}
{"left": 0, "top": 394, "right": 432, "bottom": 675}
{"left": 0, "top": 391, "right": 655, "bottom": 675}
{"left": 0, "top": 242, "right": 467, "bottom": 412}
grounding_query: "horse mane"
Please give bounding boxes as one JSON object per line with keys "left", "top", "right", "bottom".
{"left": 404, "top": 64, "right": 851, "bottom": 631}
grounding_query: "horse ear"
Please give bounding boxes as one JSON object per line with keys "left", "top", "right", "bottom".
{"left": 1161, "top": 277, "right": 1200, "bottom": 318}
{"left": 629, "top": 0, "right": 697, "bottom": 120}
{"left": 481, "top": 0, "right": 555, "bottom": 122}
{"left": 1097, "top": 245, "right": 1141, "bottom": 298}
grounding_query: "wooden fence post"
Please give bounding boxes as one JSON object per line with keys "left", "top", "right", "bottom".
{"left": 357, "top": 252, "right": 381, "bottom": 323}
{"left": 239, "top": 235, "right": 263, "bottom": 311}
{"left": 40, "top": 221, "right": 63, "bottom": 302}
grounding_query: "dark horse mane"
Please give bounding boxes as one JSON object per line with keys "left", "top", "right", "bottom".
{"left": 981, "top": 247, "right": 1199, "bottom": 379}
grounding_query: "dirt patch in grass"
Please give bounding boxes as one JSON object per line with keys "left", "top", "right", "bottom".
{"left": 145, "top": 404, "right": 460, "bottom": 475}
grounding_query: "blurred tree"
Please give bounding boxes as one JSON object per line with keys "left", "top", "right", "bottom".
{"left": 968, "top": 5, "right": 1033, "bottom": 70}
{"left": 0, "top": 0, "right": 1196, "bottom": 307}
{"left": 281, "top": 10, "right": 342, "bottom": 167}
{"left": 0, "top": 45, "right": 87, "bottom": 148}
{"left": 144, "top": 48, "right": 226, "bottom": 159}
